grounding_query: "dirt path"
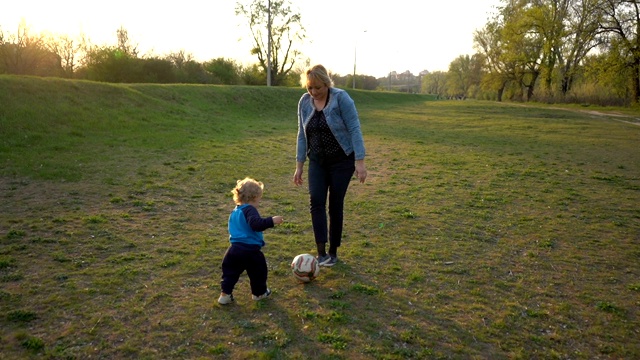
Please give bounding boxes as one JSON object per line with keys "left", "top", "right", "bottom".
{"left": 577, "top": 109, "right": 640, "bottom": 126}
{"left": 509, "top": 102, "right": 640, "bottom": 126}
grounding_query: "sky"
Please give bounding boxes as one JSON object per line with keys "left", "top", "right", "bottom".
{"left": 1, "top": 0, "right": 502, "bottom": 78}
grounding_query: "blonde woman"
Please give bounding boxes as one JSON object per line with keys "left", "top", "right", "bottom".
{"left": 293, "top": 65, "right": 367, "bottom": 267}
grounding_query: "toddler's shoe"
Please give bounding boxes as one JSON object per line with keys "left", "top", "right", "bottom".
{"left": 252, "top": 289, "right": 272, "bottom": 301}
{"left": 218, "top": 293, "right": 234, "bottom": 305}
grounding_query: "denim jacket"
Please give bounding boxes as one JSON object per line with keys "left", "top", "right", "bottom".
{"left": 296, "top": 87, "right": 366, "bottom": 163}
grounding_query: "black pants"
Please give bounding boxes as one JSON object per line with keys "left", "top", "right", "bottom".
{"left": 220, "top": 243, "right": 267, "bottom": 296}
{"left": 308, "top": 154, "right": 355, "bottom": 251}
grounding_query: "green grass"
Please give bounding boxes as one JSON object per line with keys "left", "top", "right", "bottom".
{"left": 1, "top": 75, "right": 639, "bottom": 359}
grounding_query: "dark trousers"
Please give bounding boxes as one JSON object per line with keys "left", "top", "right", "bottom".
{"left": 308, "top": 154, "right": 355, "bottom": 252}
{"left": 220, "top": 243, "right": 268, "bottom": 296}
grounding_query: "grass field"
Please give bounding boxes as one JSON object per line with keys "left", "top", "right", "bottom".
{"left": 1, "top": 75, "right": 639, "bottom": 359}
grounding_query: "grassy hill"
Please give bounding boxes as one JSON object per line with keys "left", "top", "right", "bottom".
{"left": 1, "top": 75, "right": 639, "bottom": 359}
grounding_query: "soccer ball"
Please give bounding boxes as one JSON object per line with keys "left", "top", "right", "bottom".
{"left": 291, "top": 253, "right": 320, "bottom": 283}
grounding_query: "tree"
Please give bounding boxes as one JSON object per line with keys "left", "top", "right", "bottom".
{"left": 500, "top": 0, "right": 545, "bottom": 101}
{"left": 241, "top": 63, "right": 267, "bottom": 85}
{"left": 343, "top": 74, "right": 379, "bottom": 90}
{"left": 597, "top": 0, "right": 640, "bottom": 105}
{"left": 474, "top": 12, "right": 517, "bottom": 101}
{"left": 581, "top": 51, "right": 631, "bottom": 105}
{"left": 475, "top": 0, "right": 613, "bottom": 102}
{"left": 557, "top": 0, "right": 603, "bottom": 95}
{"left": 140, "top": 57, "right": 176, "bottom": 83}
{"left": 447, "top": 55, "right": 472, "bottom": 98}
{"left": 421, "top": 71, "right": 448, "bottom": 98}
{"left": 166, "top": 50, "right": 193, "bottom": 71}
{"left": 527, "top": 0, "right": 569, "bottom": 96}
{"left": 235, "top": 0, "right": 306, "bottom": 86}
{"left": 360, "top": 75, "right": 379, "bottom": 91}
{"left": 0, "top": 21, "right": 62, "bottom": 77}
{"left": 80, "top": 27, "right": 141, "bottom": 83}
{"left": 116, "top": 26, "right": 138, "bottom": 57}
{"left": 203, "top": 58, "right": 242, "bottom": 85}
{"left": 81, "top": 45, "right": 137, "bottom": 82}
{"left": 445, "top": 55, "right": 484, "bottom": 98}
{"left": 79, "top": 27, "right": 183, "bottom": 83}
{"left": 467, "top": 53, "right": 487, "bottom": 98}
{"left": 47, "top": 33, "right": 84, "bottom": 78}
{"left": 165, "top": 50, "right": 211, "bottom": 83}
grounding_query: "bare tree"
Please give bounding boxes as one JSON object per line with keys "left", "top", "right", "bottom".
{"left": 235, "top": 0, "right": 305, "bottom": 86}
{"left": 166, "top": 50, "right": 194, "bottom": 70}
{"left": 0, "top": 20, "right": 56, "bottom": 76}
{"left": 47, "top": 33, "right": 84, "bottom": 78}
{"left": 116, "top": 26, "right": 138, "bottom": 57}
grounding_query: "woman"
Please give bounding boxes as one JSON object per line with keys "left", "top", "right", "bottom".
{"left": 293, "top": 64, "right": 367, "bottom": 267}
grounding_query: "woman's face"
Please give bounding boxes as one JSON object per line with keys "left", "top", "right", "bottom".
{"left": 306, "top": 78, "right": 328, "bottom": 101}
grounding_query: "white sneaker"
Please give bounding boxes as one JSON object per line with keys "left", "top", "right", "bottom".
{"left": 252, "top": 289, "right": 272, "bottom": 301}
{"left": 218, "top": 293, "right": 234, "bottom": 305}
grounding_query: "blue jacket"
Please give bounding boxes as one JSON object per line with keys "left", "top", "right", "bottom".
{"left": 296, "top": 87, "right": 366, "bottom": 163}
{"left": 228, "top": 204, "right": 274, "bottom": 248}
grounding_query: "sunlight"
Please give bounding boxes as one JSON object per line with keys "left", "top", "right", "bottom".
{"left": 1, "top": 0, "right": 502, "bottom": 77}
{"left": 2, "top": 3, "right": 108, "bottom": 46}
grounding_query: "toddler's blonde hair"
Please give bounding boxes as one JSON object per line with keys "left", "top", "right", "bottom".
{"left": 231, "top": 177, "right": 264, "bottom": 204}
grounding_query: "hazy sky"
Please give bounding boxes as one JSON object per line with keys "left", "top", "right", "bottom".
{"left": 1, "top": 0, "right": 501, "bottom": 78}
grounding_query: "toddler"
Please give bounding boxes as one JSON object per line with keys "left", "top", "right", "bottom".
{"left": 218, "top": 177, "right": 283, "bottom": 305}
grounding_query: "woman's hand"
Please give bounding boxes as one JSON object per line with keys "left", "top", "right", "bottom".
{"left": 355, "top": 160, "right": 367, "bottom": 183}
{"left": 293, "top": 162, "right": 304, "bottom": 186}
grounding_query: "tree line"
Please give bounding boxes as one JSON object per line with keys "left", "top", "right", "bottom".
{"left": 0, "top": 22, "right": 297, "bottom": 86}
{"left": 424, "top": 0, "right": 640, "bottom": 106}
{"left": 1, "top": 0, "right": 638, "bottom": 106}
{"left": 0, "top": 18, "right": 381, "bottom": 90}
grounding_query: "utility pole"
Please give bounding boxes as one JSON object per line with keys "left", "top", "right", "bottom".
{"left": 267, "top": 0, "right": 272, "bottom": 87}
{"left": 352, "top": 46, "right": 356, "bottom": 89}
{"left": 352, "top": 30, "right": 366, "bottom": 89}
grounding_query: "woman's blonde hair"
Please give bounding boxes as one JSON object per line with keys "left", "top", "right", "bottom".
{"left": 300, "top": 64, "right": 334, "bottom": 88}
{"left": 231, "top": 177, "right": 264, "bottom": 204}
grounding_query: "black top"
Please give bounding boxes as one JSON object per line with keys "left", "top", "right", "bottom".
{"left": 306, "top": 92, "right": 347, "bottom": 162}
